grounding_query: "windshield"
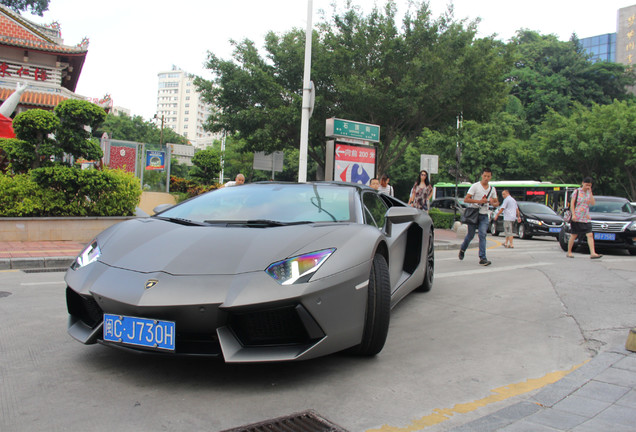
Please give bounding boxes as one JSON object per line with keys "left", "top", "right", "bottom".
{"left": 589, "top": 200, "right": 633, "bottom": 214}
{"left": 156, "top": 183, "right": 356, "bottom": 224}
{"left": 518, "top": 202, "right": 556, "bottom": 215}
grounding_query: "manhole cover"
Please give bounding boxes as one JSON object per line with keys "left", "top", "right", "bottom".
{"left": 220, "top": 410, "right": 349, "bottom": 432}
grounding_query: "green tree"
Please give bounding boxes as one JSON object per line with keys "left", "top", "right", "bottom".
{"left": 54, "top": 99, "right": 105, "bottom": 162}
{"left": 196, "top": 0, "right": 513, "bottom": 178}
{"left": 507, "top": 30, "right": 636, "bottom": 125}
{"left": 11, "top": 109, "right": 59, "bottom": 169}
{"left": 190, "top": 147, "right": 221, "bottom": 184}
{"left": 537, "top": 100, "right": 636, "bottom": 200}
{"left": 1, "top": 0, "right": 48, "bottom": 15}
{"left": 96, "top": 112, "right": 189, "bottom": 145}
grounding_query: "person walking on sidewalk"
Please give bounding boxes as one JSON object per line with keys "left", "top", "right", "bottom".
{"left": 493, "top": 189, "right": 521, "bottom": 248}
{"left": 458, "top": 168, "right": 499, "bottom": 266}
{"left": 567, "top": 177, "right": 602, "bottom": 259}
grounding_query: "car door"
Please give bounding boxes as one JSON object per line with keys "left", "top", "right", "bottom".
{"left": 362, "top": 192, "right": 410, "bottom": 291}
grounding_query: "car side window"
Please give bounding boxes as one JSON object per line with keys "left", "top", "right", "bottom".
{"left": 363, "top": 192, "right": 388, "bottom": 229}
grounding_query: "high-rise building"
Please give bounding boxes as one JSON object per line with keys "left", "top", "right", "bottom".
{"left": 580, "top": 33, "right": 616, "bottom": 63}
{"left": 579, "top": 4, "right": 636, "bottom": 66}
{"left": 155, "top": 66, "right": 219, "bottom": 149}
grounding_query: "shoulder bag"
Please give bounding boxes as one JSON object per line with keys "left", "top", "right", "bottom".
{"left": 461, "top": 188, "right": 491, "bottom": 225}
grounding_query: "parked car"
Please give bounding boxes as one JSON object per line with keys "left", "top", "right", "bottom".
{"left": 430, "top": 197, "right": 468, "bottom": 217}
{"left": 558, "top": 195, "right": 636, "bottom": 255}
{"left": 65, "top": 182, "right": 435, "bottom": 362}
{"left": 490, "top": 201, "right": 564, "bottom": 239}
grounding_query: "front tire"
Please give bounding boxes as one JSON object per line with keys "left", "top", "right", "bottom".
{"left": 558, "top": 228, "right": 569, "bottom": 252}
{"left": 418, "top": 231, "right": 434, "bottom": 292}
{"left": 351, "top": 254, "right": 391, "bottom": 356}
{"left": 490, "top": 220, "right": 499, "bottom": 236}
{"left": 518, "top": 223, "right": 531, "bottom": 239}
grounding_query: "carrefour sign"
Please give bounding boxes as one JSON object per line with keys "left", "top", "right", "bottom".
{"left": 334, "top": 143, "right": 376, "bottom": 185}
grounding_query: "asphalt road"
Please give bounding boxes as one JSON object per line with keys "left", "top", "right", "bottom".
{"left": 1, "top": 236, "right": 634, "bottom": 432}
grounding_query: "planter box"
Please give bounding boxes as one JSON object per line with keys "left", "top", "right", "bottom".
{"left": 0, "top": 217, "right": 137, "bottom": 242}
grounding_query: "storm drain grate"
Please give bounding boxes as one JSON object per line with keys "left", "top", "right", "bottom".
{"left": 21, "top": 268, "right": 68, "bottom": 273}
{"left": 220, "top": 410, "right": 349, "bottom": 432}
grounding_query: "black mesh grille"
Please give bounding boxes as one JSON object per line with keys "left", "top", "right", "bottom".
{"left": 228, "top": 305, "right": 311, "bottom": 346}
{"left": 66, "top": 287, "right": 103, "bottom": 328}
{"left": 221, "top": 410, "right": 348, "bottom": 432}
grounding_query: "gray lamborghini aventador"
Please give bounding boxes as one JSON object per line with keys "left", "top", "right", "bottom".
{"left": 66, "top": 182, "right": 434, "bottom": 362}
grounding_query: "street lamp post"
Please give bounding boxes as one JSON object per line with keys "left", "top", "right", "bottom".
{"left": 154, "top": 114, "right": 165, "bottom": 146}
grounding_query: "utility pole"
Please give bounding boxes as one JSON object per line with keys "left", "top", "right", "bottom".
{"left": 454, "top": 113, "right": 463, "bottom": 219}
{"left": 298, "top": 0, "right": 313, "bottom": 182}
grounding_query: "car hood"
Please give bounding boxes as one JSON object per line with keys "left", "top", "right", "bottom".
{"left": 96, "top": 218, "right": 347, "bottom": 275}
{"left": 589, "top": 211, "right": 636, "bottom": 222}
{"left": 523, "top": 212, "right": 563, "bottom": 223}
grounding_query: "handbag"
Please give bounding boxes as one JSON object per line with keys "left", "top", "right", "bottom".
{"left": 563, "top": 190, "right": 579, "bottom": 223}
{"left": 461, "top": 188, "right": 491, "bottom": 225}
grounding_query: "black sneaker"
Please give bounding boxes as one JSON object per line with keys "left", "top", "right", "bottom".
{"left": 479, "top": 258, "right": 491, "bottom": 266}
{"left": 458, "top": 250, "right": 465, "bottom": 260}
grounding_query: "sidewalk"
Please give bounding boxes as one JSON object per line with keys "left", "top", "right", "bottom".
{"left": 447, "top": 347, "right": 636, "bottom": 432}
{"left": 0, "top": 240, "right": 86, "bottom": 270}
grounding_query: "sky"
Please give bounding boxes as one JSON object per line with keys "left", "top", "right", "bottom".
{"left": 25, "top": 0, "right": 636, "bottom": 120}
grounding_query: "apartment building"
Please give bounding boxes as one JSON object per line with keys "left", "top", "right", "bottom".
{"left": 156, "top": 67, "right": 219, "bottom": 149}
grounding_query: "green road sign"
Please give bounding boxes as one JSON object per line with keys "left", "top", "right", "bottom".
{"left": 325, "top": 118, "right": 380, "bottom": 142}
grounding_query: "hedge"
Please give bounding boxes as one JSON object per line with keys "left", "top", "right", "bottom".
{"left": 428, "top": 207, "right": 456, "bottom": 229}
{"left": 0, "top": 166, "right": 142, "bottom": 217}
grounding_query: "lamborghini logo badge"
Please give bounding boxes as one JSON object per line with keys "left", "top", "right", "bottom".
{"left": 145, "top": 279, "right": 158, "bottom": 290}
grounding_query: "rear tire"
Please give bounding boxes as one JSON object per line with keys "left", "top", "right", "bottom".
{"left": 418, "top": 231, "right": 434, "bottom": 292}
{"left": 351, "top": 254, "right": 391, "bottom": 356}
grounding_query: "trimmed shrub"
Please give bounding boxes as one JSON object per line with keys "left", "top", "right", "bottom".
{"left": 428, "top": 207, "right": 455, "bottom": 229}
{"left": 0, "top": 167, "right": 142, "bottom": 217}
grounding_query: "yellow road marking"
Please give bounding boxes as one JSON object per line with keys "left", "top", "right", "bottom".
{"left": 366, "top": 361, "right": 588, "bottom": 432}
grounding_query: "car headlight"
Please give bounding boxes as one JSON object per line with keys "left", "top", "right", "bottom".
{"left": 628, "top": 221, "right": 636, "bottom": 231}
{"left": 527, "top": 218, "right": 542, "bottom": 225}
{"left": 71, "top": 240, "right": 101, "bottom": 270}
{"left": 265, "top": 248, "right": 335, "bottom": 285}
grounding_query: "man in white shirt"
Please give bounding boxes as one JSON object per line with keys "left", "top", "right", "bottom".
{"left": 493, "top": 189, "right": 521, "bottom": 248}
{"left": 378, "top": 174, "right": 394, "bottom": 196}
{"left": 224, "top": 173, "right": 245, "bottom": 187}
{"left": 459, "top": 168, "right": 499, "bottom": 266}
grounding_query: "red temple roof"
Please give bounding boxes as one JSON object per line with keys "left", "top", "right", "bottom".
{"left": 0, "top": 87, "right": 68, "bottom": 109}
{"left": 0, "top": 6, "right": 87, "bottom": 92}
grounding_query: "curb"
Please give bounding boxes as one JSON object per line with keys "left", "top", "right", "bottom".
{"left": 0, "top": 256, "right": 74, "bottom": 271}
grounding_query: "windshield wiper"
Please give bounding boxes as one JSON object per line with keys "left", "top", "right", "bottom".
{"left": 155, "top": 216, "right": 206, "bottom": 226}
{"left": 208, "top": 219, "right": 314, "bottom": 227}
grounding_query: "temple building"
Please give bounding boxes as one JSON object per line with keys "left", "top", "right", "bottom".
{"left": 0, "top": 5, "right": 95, "bottom": 114}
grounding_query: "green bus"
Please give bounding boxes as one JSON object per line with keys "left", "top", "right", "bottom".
{"left": 433, "top": 180, "right": 580, "bottom": 211}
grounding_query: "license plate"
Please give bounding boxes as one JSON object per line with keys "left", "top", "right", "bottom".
{"left": 103, "top": 314, "right": 175, "bottom": 351}
{"left": 594, "top": 232, "right": 616, "bottom": 241}
{"left": 549, "top": 227, "right": 561, "bottom": 233}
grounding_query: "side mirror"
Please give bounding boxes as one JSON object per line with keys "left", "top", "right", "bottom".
{"left": 152, "top": 203, "right": 173, "bottom": 214}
